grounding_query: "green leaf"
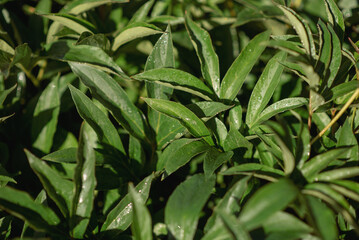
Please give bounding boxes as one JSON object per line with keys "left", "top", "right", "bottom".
{"left": 134, "top": 68, "right": 215, "bottom": 100}
{"left": 112, "top": 22, "right": 162, "bottom": 51}
{"left": 252, "top": 97, "right": 308, "bottom": 128}
{"left": 129, "top": 183, "right": 153, "bottom": 240}
{"left": 31, "top": 78, "right": 60, "bottom": 154}
{"left": 221, "top": 163, "right": 284, "bottom": 182}
{"left": 204, "top": 148, "right": 233, "bottom": 178}
{"left": 216, "top": 210, "right": 251, "bottom": 240}
{"left": 128, "top": 0, "right": 154, "bottom": 24}
{"left": 41, "top": 13, "right": 96, "bottom": 34}
{"left": 263, "top": 211, "right": 312, "bottom": 238}
{"left": 101, "top": 174, "right": 154, "bottom": 232}
{"left": 220, "top": 31, "right": 270, "bottom": 101}
{"left": 330, "top": 180, "right": 359, "bottom": 202}
{"left": 0, "top": 187, "right": 61, "bottom": 234}
{"left": 316, "top": 20, "right": 332, "bottom": 75}
{"left": 326, "top": 24, "right": 342, "bottom": 87}
{"left": 229, "top": 105, "right": 243, "bottom": 129}
{"left": 187, "top": 101, "right": 233, "bottom": 120}
{"left": 25, "top": 150, "right": 73, "bottom": 218}
{"left": 323, "top": 0, "right": 345, "bottom": 41}
{"left": 11, "top": 43, "right": 32, "bottom": 70}
{"left": 165, "top": 174, "right": 215, "bottom": 240}
{"left": 62, "top": 0, "right": 128, "bottom": 15}
{"left": 204, "top": 176, "right": 250, "bottom": 233}
{"left": 70, "top": 123, "right": 97, "bottom": 238}
{"left": 69, "top": 85, "right": 125, "bottom": 154}
{"left": 0, "top": 84, "right": 16, "bottom": 106}
{"left": 185, "top": 13, "right": 220, "bottom": 96}
{"left": 162, "top": 138, "right": 209, "bottom": 176}
{"left": 315, "top": 167, "right": 359, "bottom": 181}
{"left": 233, "top": 7, "right": 265, "bottom": 27}
{"left": 336, "top": 119, "right": 358, "bottom": 161}
{"left": 69, "top": 62, "right": 151, "bottom": 143}
{"left": 144, "top": 25, "right": 185, "bottom": 149}
{"left": 246, "top": 51, "right": 287, "bottom": 128}
{"left": 42, "top": 148, "right": 105, "bottom": 165}
{"left": 278, "top": 5, "right": 316, "bottom": 57}
{"left": 239, "top": 178, "right": 298, "bottom": 231}
{"left": 268, "top": 39, "right": 306, "bottom": 56}
{"left": 143, "top": 98, "right": 214, "bottom": 146}
{"left": 306, "top": 195, "right": 337, "bottom": 240}
{"left": 223, "top": 128, "right": 252, "bottom": 152}
{"left": 301, "top": 148, "right": 348, "bottom": 182}
{"left": 324, "top": 80, "right": 359, "bottom": 102}
{"left": 46, "top": 41, "right": 127, "bottom": 79}
{"left": 0, "top": 39, "right": 14, "bottom": 55}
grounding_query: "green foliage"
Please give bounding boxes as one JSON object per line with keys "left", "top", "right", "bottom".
{"left": 1, "top": 0, "right": 359, "bottom": 239}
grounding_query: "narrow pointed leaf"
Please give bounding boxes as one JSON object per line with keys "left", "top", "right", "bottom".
{"left": 134, "top": 68, "right": 215, "bottom": 100}
{"left": 301, "top": 148, "right": 348, "bottom": 182}
{"left": 0, "top": 84, "right": 17, "bottom": 106}
{"left": 31, "top": 78, "right": 60, "bottom": 154}
{"left": 41, "top": 13, "right": 96, "bottom": 34}
{"left": 69, "top": 63, "right": 151, "bottom": 143}
{"left": 165, "top": 174, "right": 215, "bottom": 240}
{"left": 102, "top": 174, "right": 154, "bottom": 231}
{"left": 217, "top": 210, "right": 251, "bottom": 240}
{"left": 69, "top": 85, "right": 125, "bottom": 154}
{"left": 253, "top": 97, "right": 308, "bottom": 128}
{"left": 204, "top": 148, "right": 233, "bottom": 178}
{"left": 239, "top": 178, "right": 298, "bottom": 230}
{"left": 323, "top": 0, "right": 344, "bottom": 40}
{"left": 185, "top": 13, "right": 220, "bottom": 95}
{"left": 316, "top": 20, "right": 332, "bottom": 75}
{"left": 315, "top": 167, "right": 359, "bottom": 181}
{"left": 162, "top": 139, "right": 209, "bottom": 176}
{"left": 278, "top": 5, "right": 316, "bottom": 57}
{"left": 143, "top": 98, "right": 214, "bottom": 146}
{"left": 128, "top": 0, "right": 154, "bottom": 24}
{"left": 0, "top": 187, "right": 61, "bottom": 233}
{"left": 25, "top": 150, "right": 73, "bottom": 218}
{"left": 71, "top": 123, "right": 97, "bottom": 238}
{"left": 306, "top": 196, "right": 338, "bottom": 240}
{"left": 246, "top": 51, "right": 287, "bottom": 128}
{"left": 129, "top": 183, "right": 153, "bottom": 240}
{"left": 204, "top": 176, "right": 250, "bottom": 233}
{"left": 326, "top": 24, "right": 342, "bottom": 87}
{"left": 336, "top": 119, "right": 358, "bottom": 161}
{"left": 187, "top": 101, "right": 233, "bottom": 120}
{"left": 220, "top": 31, "right": 270, "bottom": 101}
{"left": 112, "top": 22, "right": 162, "bottom": 51}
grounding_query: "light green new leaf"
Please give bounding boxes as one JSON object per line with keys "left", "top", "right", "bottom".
{"left": 0, "top": 187, "right": 61, "bottom": 234}
{"left": 326, "top": 24, "right": 342, "bottom": 88}
{"left": 278, "top": 5, "right": 316, "bottom": 58}
{"left": 129, "top": 183, "right": 153, "bottom": 240}
{"left": 252, "top": 97, "right": 308, "bottom": 128}
{"left": 300, "top": 148, "right": 348, "bottom": 182}
{"left": 0, "top": 39, "right": 14, "bottom": 55}
{"left": 204, "top": 176, "right": 250, "bottom": 233}
{"left": 41, "top": 13, "right": 96, "bottom": 34}
{"left": 246, "top": 51, "right": 287, "bottom": 128}
{"left": 102, "top": 174, "right": 154, "bottom": 231}
{"left": 239, "top": 178, "right": 298, "bottom": 231}
{"left": 69, "top": 85, "right": 125, "bottom": 154}
{"left": 306, "top": 196, "right": 337, "bottom": 240}
{"left": 323, "top": 0, "right": 345, "bottom": 40}
{"left": 112, "top": 22, "right": 162, "bottom": 51}
{"left": 69, "top": 63, "right": 151, "bottom": 143}
{"left": 204, "top": 148, "right": 233, "bottom": 178}
{"left": 185, "top": 13, "right": 220, "bottom": 96}
{"left": 134, "top": 68, "right": 215, "bottom": 100}
{"left": 165, "top": 174, "right": 215, "bottom": 240}
{"left": 31, "top": 78, "right": 60, "bottom": 154}
{"left": 220, "top": 31, "right": 270, "bottom": 101}
{"left": 71, "top": 123, "right": 97, "bottom": 238}
{"left": 143, "top": 98, "right": 214, "bottom": 146}
{"left": 162, "top": 139, "right": 209, "bottom": 176}
{"left": 25, "top": 150, "right": 73, "bottom": 218}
